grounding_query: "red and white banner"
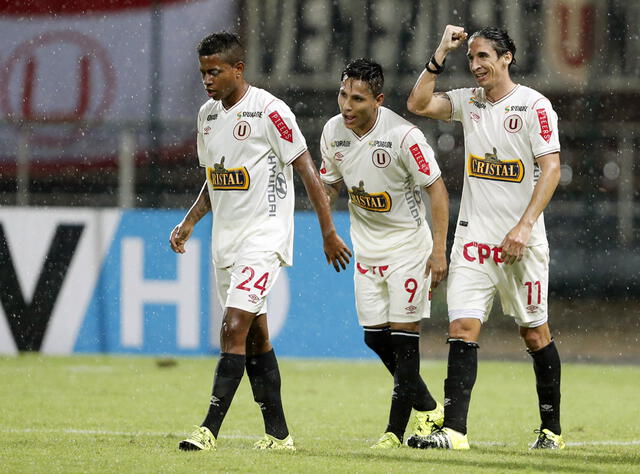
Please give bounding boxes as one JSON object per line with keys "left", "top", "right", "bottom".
{"left": 0, "top": 0, "right": 236, "bottom": 165}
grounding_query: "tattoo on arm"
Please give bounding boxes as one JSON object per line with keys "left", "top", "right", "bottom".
{"left": 188, "top": 182, "right": 211, "bottom": 222}
{"left": 195, "top": 196, "right": 211, "bottom": 219}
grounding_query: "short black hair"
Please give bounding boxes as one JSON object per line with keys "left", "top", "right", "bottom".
{"left": 341, "top": 58, "right": 384, "bottom": 96}
{"left": 470, "top": 27, "right": 517, "bottom": 69}
{"left": 197, "top": 32, "right": 245, "bottom": 65}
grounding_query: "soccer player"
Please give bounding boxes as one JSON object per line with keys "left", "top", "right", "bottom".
{"left": 320, "top": 58, "right": 449, "bottom": 448}
{"left": 170, "top": 32, "right": 351, "bottom": 452}
{"left": 405, "top": 25, "right": 563, "bottom": 450}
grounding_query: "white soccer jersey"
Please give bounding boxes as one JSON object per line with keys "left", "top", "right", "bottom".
{"left": 196, "top": 86, "right": 307, "bottom": 267}
{"left": 320, "top": 106, "right": 441, "bottom": 265}
{"left": 446, "top": 85, "right": 560, "bottom": 246}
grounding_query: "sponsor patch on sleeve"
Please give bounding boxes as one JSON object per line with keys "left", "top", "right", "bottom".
{"left": 268, "top": 111, "right": 293, "bottom": 143}
{"left": 409, "top": 144, "right": 431, "bottom": 175}
{"left": 536, "top": 108, "right": 552, "bottom": 143}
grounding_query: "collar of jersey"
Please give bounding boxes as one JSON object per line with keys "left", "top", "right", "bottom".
{"left": 349, "top": 107, "right": 382, "bottom": 141}
{"left": 483, "top": 83, "right": 520, "bottom": 106}
{"left": 221, "top": 85, "right": 252, "bottom": 113}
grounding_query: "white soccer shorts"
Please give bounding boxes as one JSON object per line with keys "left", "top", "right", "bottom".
{"left": 214, "top": 251, "right": 283, "bottom": 315}
{"left": 354, "top": 251, "right": 432, "bottom": 326}
{"left": 447, "top": 236, "right": 549, "bottom": 328}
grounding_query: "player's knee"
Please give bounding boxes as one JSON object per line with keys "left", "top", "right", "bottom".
{"left": 448, "top": 319, "right": 481, "bottom": 342}
{"left": 246, "top": 335, "right": 271, "bottom": 356}
{"left": 220, "top": 314, "right": 250, "bottom": 347}
{"left": 520, "top": 328, "right": 551, "bottom": 351}
{"left": 221, "top": 318, "right": 241, "bottom": 339}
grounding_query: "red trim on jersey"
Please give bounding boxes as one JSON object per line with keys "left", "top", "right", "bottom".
{"left": 320, "top": 176, "right": 344, "bottom": 185}
{"left": 446, "top": 91, "right": 456, "bottom": 121}
{"left": 221, "top": 85, "right": 251, "bottom": 113}
{"left": 349, "top": 107, "right": 381, "bottom": 141}
{"left": 320, "top": 132, "right": 328, "bottom": 152}
{"left": 399, "top": 126, "right": 418, "bottom": 150}
{"left": 486, "top": 84, "right": 520, "bottom": 105}
{"left": 531, "top": 96, "right": 550, "bottom": 110}
{"left": 534, "top": 150, "right": 561, "bottom": 159}
{"left": 285, "top": 148, "right": 307, "bottom": 165}
{"left": 262, "top": 98, "right": 278, "bottom": 114}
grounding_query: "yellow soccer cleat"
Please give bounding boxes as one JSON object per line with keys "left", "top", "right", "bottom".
{"left": 407, "top": 426, "right": 470, "bottom": 450}
{"left": 179, "top": 426, "right": 216, "bottom": 451}
{"left": 410, "top": 401, "right": 445, "bottom": 438}
{"left": 530, "top": 428, "right": 565, "bottom": 450}
{"left": 253, "top": 434, "right": 296, "bottom": 451}
{"left": 370, "top": 432, "right": 402, "bottom": 449}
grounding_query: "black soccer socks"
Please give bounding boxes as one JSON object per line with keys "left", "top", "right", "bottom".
{"left": 443, "top": 339, "right": 479, "bottom": 435}
{"left": 385, "top": 330, "right": 426, "bottom": 441}
{"left": 202, "top": 352, "right": 246, "bottom": 437}
{"left": 364, "top": 327, "right": 436, "bottom": 412}
{"left": 364, "top": 326, "right": 396, "bottom": 373}
{"left": 529, "top": 340, "right": 562, "bottom": 435}
{"left": 246, "top": 349, "right": 289, "bottom": 440}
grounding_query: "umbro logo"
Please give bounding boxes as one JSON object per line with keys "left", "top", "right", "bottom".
{"left": 248, "top": 294, "right": 260, "bottom": 304}
{"left": 210, "top": 395, "right": 221, "bottom": 406}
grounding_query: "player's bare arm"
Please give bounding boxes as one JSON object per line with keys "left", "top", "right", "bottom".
{"left": 424, "top": 177, "right": 449, "bottom": 288}
{"left": 407, "top": 25, "right": 468, "bottom": 119}
{"left": 500, "top": 153, "right": 560, "bottom": 264}
{"left": 323, "top": 180, "right": 343, "bottom": 208}
{"left": 292, "top": 151, "right": 352, "bottom": 272}
{"left": 169, "top": 180, "right": 211, "bottom": 254}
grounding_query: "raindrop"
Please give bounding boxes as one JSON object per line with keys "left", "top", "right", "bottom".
{"left": 602, "top": 161, "right": 620, "bottom": 180}
{"left": 559, "top": 164, "right": 573, "bottom": 186}
{"left": 437, "top": 133, "right": 455, "bottom": 152}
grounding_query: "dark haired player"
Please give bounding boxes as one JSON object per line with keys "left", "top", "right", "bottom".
{"left": 320, "top": 58, "right": 449, "bottom": 448}
{"left": 406, "top": 25, "right": 563, "bottom": 450}
{"left": 170, "top": 32, "right": 351, "bottom": 451}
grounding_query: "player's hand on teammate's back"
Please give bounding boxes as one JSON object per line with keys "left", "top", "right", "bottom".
{"left": 169, "top": 221, "right": 195, "bottom": 254}
{"left": 323, "top": 231, "right": 352, "bottom": 272}
{"left": 426, "top": 252, "right": 448, "bottom": 288}
{"left": 499, "top": 221, "right": 532, "bottom": 264}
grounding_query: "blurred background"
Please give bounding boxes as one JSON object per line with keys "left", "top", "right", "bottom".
{"left": 0, "top": 0, "right": 638, "bottom": 361}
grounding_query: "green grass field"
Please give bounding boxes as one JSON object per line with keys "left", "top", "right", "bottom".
{"left": 1, "top": 355, "right": 638, "bottom": 473}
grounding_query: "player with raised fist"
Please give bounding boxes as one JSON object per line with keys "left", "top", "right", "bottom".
{"left": 406, "top": 25, "right": 563, "bottom": 450}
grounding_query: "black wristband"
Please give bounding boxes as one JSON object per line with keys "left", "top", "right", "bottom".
{"left": 431, "top": 54, "right": 445, "bottom": 70}
{"left": 425, "top": 62, "right": 441, "bottom": 74}
{"left": 425, "top": 54, "right": 445, "bottom": 74}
